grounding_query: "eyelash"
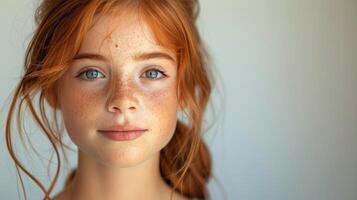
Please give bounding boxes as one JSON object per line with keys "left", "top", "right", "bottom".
{"left": 76, "top": 67, "right": 168, "bottom": 81}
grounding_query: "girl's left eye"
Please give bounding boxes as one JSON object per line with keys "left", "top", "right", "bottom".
{"left": 142, "top": 68, "right": 167, "bottom": 80}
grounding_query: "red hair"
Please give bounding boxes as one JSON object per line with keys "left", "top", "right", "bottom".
{"left": 5, "top": 0, "right": 217, "bottom": 199}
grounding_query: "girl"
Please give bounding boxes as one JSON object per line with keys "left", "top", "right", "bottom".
{"left": 5, "top": 0, "right": 218, "bottom": 199}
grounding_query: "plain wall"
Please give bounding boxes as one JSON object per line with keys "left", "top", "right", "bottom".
{"left": 1, "top": 0, "right": 356, "bottom": 199}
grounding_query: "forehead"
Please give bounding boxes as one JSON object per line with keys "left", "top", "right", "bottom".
{"left": 77, "top": 9, "right": 175, "bottom": 63}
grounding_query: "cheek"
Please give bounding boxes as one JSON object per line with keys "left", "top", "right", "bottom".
{"left": 142, "top": 84, "right": 179, "bottom": 143}
{"left": 58, "top": 82, "right": 102, "bottom": 141}
{"left": 145, "top": 84, "right": 178, "bottom": 119}
{"left": 61, "top": 89, "right": 97, "bottom": 117}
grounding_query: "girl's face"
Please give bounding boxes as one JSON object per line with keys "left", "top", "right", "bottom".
{"left": 56, "top": 10, "right": 179, "bottom": 167}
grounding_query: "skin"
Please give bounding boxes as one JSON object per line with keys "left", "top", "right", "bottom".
{"left": 52, "top": 8, "right": 187, "bottom": 200}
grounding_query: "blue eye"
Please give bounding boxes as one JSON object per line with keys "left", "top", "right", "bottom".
{"left": 143, "top": 69, "right": 167, "bottom": 80}
{"left": 77, "top": 68, "right": 105, "bottom": 80}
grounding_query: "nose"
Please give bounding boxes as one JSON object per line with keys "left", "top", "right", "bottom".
{"left": 106, "top": 79, "right": 138, "bottom": 113}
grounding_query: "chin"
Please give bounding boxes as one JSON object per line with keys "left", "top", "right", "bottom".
{"left": 97, "top": 148, "right": 158, "bottom": 168}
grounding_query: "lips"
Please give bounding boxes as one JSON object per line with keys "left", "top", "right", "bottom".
{"left": 98, "top": 124, "right": 148, "bottom": 141}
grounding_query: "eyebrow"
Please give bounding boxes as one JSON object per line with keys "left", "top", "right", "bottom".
{"left": 73, "top": 51, "right": 176, "bottom": 63}
{"left": 134, "top": 52, "right": 176, "bottom": 63}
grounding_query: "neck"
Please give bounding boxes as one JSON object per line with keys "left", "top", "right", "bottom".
{"left": 65, "top": 150, "right": 175, "bottom": 200}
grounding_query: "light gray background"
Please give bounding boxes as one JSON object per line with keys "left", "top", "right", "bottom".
{"left": 1, "top": 0, "right": 356, "bottom": 200}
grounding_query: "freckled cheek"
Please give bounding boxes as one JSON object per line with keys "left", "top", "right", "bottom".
{"left": 60, "top": 87, "right": 102, "bottom": 138}
{"left": 145, "top": 85, "right": 178, "bottom": 114}
{"left": 58, "top": 75, "right": 103, "bottom": 117}
{"left": 64, "top": 91, "right": 100, "bottom": 117}
{"left": 142, "top": 85, "right": 178, "bottom": 136}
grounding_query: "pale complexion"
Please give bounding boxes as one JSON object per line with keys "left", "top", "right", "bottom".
{"left": 52, "top": 8, "right": 187, "bottom": 200}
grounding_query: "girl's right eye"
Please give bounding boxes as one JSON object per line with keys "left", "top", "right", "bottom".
{"left": 77, "top": 68, "right": 105, "bottom": 80}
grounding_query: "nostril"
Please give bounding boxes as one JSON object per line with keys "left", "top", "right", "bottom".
{"left": 113, "top": 106, "right": 121, "bottom": 111}
{"left": 129, "top": 106, "right": 136, "bottom": 110}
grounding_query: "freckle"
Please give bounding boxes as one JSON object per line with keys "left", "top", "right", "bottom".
{"left": 115, "top": 44, "right": 118, "bottom": 48}
{"left": 152, "top": 90, "right": 167, "bottom": 100}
